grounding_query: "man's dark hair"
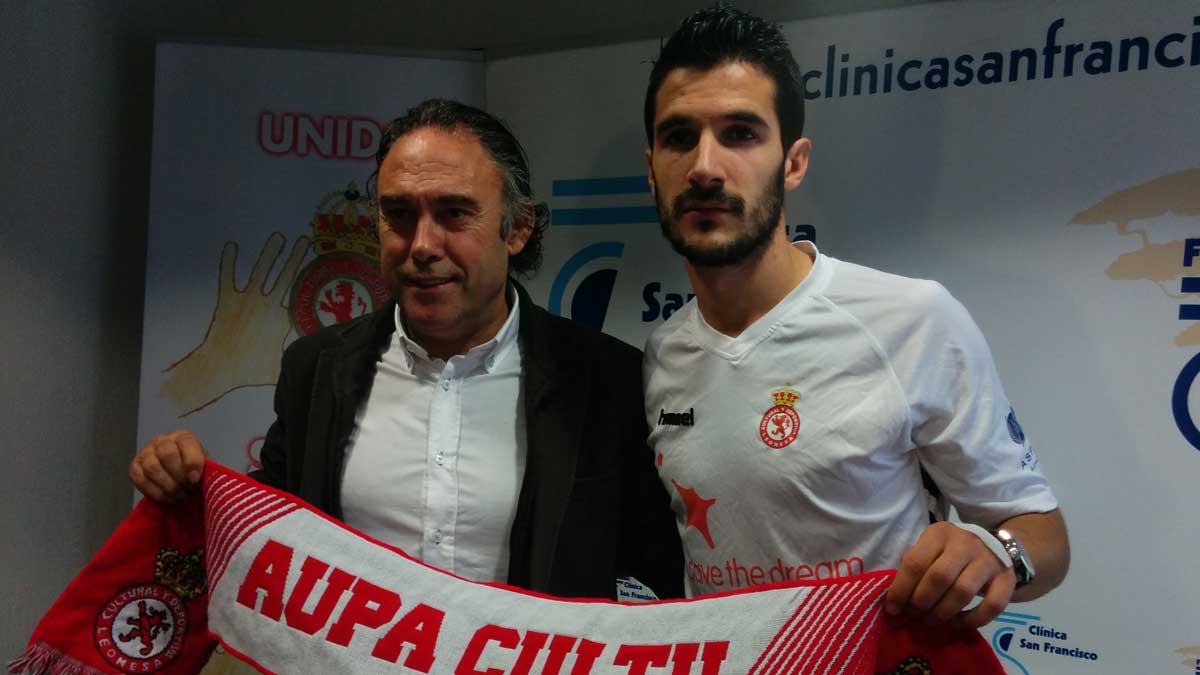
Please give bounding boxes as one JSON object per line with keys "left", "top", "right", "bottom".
{"left": 644, "top": 5, "right": 805, "bottom": 149}
{"left": 368, "top": 99, "right": 548, "bottom": 277}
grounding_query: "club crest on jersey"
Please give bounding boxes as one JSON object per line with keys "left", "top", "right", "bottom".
{"left": 290, "top": 182, "right": 390, "bottom": 336}
{"left": 759, "top": 386, "right": 801, "bottom": 449}
{"left": 93, "top": 547, "right": 204, "bottom": 673}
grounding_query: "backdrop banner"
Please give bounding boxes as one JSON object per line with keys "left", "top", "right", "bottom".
{"left": 137, "top": 42, "right": 483, "bottom": 474}
{"left": 486, "top": 1, "right": 1200, "bottom": 672}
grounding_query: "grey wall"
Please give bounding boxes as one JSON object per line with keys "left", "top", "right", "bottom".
{"left": 0, "top": 0, "right": 939, "bottom": 656}
{"left": 2, "top": 1, "right": 151, "bottom": 656}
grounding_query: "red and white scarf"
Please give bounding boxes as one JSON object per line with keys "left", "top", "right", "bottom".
{"left": 10, "top": 462, "right": 1003, "bottom": 675}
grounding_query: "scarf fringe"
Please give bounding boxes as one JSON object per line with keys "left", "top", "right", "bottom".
{"left": 7, "top": 642, "right": 110, "bottom": 675}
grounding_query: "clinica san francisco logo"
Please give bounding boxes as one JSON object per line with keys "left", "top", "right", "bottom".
{"left": 990, "top": 609, "right": 1099, "bottom": 673}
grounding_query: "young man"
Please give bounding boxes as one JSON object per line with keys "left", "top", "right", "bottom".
{"left": 132, "top": 99, "right": 682, "bottom": 600}
{"left": 641, "top": 7, "right": 1068, "bottom": 626}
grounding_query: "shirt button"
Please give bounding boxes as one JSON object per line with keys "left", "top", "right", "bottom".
{"left": 441, "top": 380, "right": 450, "bottom": 391}
{"left": 432, "top": 530, "right": 443, "bottom": 545}
{"left": 435, "top": 453, "right": 444, "bottom": 466}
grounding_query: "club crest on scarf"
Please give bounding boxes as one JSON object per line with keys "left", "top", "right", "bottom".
{"left": 92, "top": 547, "right": 204, "bottom": 673}
{"left": 759, "top": 386, "right": 801, "bottom": 449}
{"left": 882, "top": 655, "right": 933, "bottom": 675}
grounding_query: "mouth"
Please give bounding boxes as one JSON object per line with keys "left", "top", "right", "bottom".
{"left": 682, "top": 202, "right": 732, "bottom": 214}
{"left": 671, "top": 186, "right": 746, "bottom": 221}
{"left": 405, "top": 276, "right": 456, "bottom": 289}
{"left": 680, "top": 206, "right": 737, "bottom": 225}
{"left": 684, "top": 207, "right": 732, "bottom": 217}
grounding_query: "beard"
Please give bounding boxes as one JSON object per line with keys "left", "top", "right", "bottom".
{"left": 655, "top": 163, "right": 785, "bottom": 268}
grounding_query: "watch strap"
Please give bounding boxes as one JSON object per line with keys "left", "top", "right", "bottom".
{"left": 950, "top": 522, "right": 1013, "bottom": 568}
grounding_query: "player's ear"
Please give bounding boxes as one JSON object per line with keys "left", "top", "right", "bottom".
{"left": 782, "top": 137, "right": 811, "bottom": 192}
{"left": 646, "top": 148, "right": 656, "bottom": 197}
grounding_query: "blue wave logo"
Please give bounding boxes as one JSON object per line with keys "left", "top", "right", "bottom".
{"left": 993, "top": 626, "right": 1031, "bottom": 675}
{"left": 546, "top": 175, "right": 652, "bottom": 330}
{"left": 991, "top": 610, "right": 1040, "bottom": 674}
{"left": 548, "top": 241, "right": 624, "bottom": 331}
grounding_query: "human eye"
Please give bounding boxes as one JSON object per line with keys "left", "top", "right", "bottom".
{"left": 660, "top": 127, "right": 697, "bottom": 150}
{"left": 438, "top": 206, "right": 474, "bottom": 227}
{"left": 722, "top": 125, "right": 759, "bottom": 145}
{"left": 380, "top": 207, "right": 408, "bottom": 223}
{"left": 379, "top": 205, "right": 415, "bottom": 230}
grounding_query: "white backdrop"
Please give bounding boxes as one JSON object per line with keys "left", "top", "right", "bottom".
{"left": 488, "top": 1, "right": 1200, "bottom": 672}
{"left": 136, "top": 5, "right": 1200, "bottom": 670}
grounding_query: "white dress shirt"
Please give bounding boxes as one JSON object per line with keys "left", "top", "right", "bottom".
{"left": 341, "top": 295, "right": 525, "bottom": 583}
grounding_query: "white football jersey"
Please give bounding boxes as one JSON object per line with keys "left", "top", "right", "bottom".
{"left": 644, "top": 242, "right": 1057, "bottom": 597}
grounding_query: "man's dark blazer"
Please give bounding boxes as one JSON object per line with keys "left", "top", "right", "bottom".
{"left": 251, "top": 281, "right": 684, "bottom": 600}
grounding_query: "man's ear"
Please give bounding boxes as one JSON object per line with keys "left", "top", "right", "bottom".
{"left": 782, "top": 137, "right": 812, "bottom": 192}
{"left": 505, "top": 209, "right": 535, "bottom": 256}
{"left": 645, "top": 148, "right": 656, "bottom": 197}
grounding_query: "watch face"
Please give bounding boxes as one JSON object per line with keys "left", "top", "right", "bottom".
{"left": 1013, "top": 558, "right": 1033, "bottom": 584}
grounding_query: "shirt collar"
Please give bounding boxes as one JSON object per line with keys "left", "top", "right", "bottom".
{"left": 392, "top": 286, "right": 521, "bottom": 374}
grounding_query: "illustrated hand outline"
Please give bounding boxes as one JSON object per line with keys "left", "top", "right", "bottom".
{"left": 159, "top": 232, "right": 310, "bottom": 417}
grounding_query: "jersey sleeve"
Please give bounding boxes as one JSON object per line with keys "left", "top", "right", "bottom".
{"left": 889, "top": 281, "right": 1058, "bottom": 526}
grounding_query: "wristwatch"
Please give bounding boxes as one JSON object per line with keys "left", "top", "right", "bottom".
{"left": 994, "top": 529, "right": 1035, "bottom": 587}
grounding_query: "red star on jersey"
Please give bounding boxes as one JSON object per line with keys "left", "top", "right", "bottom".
{"left": 671, "top": 479, "right": 717, "bottom": 549}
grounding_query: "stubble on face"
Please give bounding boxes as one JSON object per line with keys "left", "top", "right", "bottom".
{"left": 655, "top": 162, "right": 785, "bottom": 268}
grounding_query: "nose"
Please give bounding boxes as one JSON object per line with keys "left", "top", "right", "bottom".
{"left": 409, "top": 213, "right": 444, "bottom": 264}
{"left": 686, "top": 130, "right": 726, "bottom": 190}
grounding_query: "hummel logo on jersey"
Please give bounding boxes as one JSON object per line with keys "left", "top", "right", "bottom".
{"left": 658, "top": 408, "right": 695, "bottom": 426}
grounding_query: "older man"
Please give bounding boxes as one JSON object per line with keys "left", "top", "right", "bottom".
{"left": 132, "top": 99, "right": 682, "bottom": 600}
{"left": 640, "top": 6, "right": 1068, "bottom": 624}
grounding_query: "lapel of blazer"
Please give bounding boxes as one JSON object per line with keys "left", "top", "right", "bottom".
{"left": 305, "top": 302, "right": 396, "bottom": 519}
{"left": 509, "top": 280, "right": 588, "bottom": 590}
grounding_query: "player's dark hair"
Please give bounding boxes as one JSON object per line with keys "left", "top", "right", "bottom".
{"left": 368, "top": 99, "right": 547, "bottom": 277}
{"left": 644, "top": 4, "right": 805, "bottom": 149}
